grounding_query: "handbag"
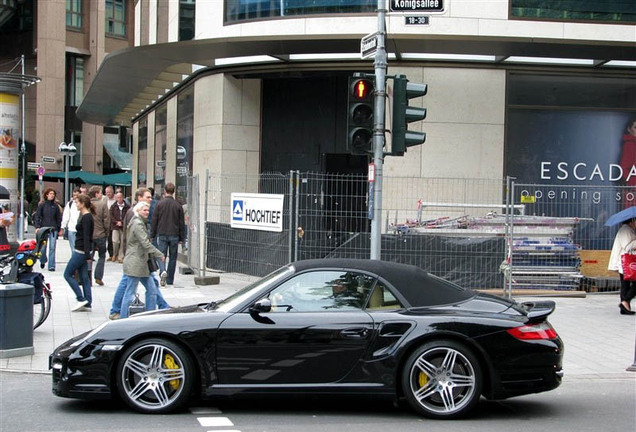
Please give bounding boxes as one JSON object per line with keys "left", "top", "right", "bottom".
{"left": 128, "top": 293, "right": 145, "bottom": 316}
{"left": 621, "top": 253, "right": 636, "bottom": 281}
{"left": 147, "top": 257, "right": 159, "bottom": 273}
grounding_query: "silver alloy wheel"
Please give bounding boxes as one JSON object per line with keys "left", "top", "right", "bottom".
{"left": 120, "top": 343, "right": 187, "bottom": 411}
{"left": 408, "top": 346, "right": 477, "bottom": 416}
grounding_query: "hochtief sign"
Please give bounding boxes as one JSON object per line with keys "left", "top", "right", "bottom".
{"left": 389, "top": 0, "right": 444, "bottom": 13}
{"left": 231, "top": 193, "right": 284, "bottom": 232}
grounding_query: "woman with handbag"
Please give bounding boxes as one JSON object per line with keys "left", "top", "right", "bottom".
{"left": 608, "top": 217, "right": 636, "bottom": 315}
{"left": 119, "top": 201, "right": 165, "bottom": 318}
{"left": 64, "top": 194, "right": 94, "bottom": 312}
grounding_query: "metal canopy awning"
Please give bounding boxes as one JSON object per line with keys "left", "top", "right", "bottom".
{"left": 77, "top": 34, "right": 636, "bottom": 127}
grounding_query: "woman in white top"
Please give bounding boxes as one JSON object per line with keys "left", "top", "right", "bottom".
{"left": 61, "top": 188, "right": 81, "bottom": 249}
{"left": 608, "top": 217, "right": 636, "bottom": 315}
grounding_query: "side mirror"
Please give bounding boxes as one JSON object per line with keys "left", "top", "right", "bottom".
{"left": 250, "top": 298, "right": 272, "bottom": 314}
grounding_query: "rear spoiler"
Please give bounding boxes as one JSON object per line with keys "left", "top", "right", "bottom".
{"left": 521, "top": 300, "right": 556, "bottom": 322}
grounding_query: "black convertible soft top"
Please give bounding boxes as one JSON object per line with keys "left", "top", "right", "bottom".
{"left": 291, "top": 259, "right": 475, "bottom": 307}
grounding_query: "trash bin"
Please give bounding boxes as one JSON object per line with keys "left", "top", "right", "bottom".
{"left": 0, "top": 283, "right": 34, "bottom": 358}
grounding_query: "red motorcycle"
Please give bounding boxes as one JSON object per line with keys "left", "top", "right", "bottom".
{"left": 0, "top": 227, "right": 53, "bottom": 329}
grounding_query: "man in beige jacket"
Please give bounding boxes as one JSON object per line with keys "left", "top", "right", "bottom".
{"left": 89, "top": 186, "right": 110, "bottom": 286}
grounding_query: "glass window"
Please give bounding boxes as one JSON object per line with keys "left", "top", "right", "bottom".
{"left": 511, "top": 0, "right": 636, "bottom": 23}
{"left": 65, "top": 56, "right": 84, "bottom": 107}
{"left": 106, "top": 0, "right": 127, "bottom": 36}
{"left": 176, "top": 89, "right": 193, "bottom": 202}
{"left": 365, "top": 282, "right": 403, "bottom": 310}
{"left": 225, "top": 0, "right": 376, "bottom": 24}
{"left": 267, "top": 270, "right": 374, "bottom": 312}
{"left": 138, "top": 118, "right": 148, "bottom": 187}
{"left": 66, "top": 0, "right": 82, "bottom": 28}
{"left": 154, "top": 106, "right": 167, "bottom": 193}
{"left": 179, "top": 0, "right": 196, "bottom": 41}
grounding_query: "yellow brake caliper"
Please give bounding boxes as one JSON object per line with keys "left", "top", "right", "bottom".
{"left": 163, "top": 354, "right": 181, "bottom": 390}
{"left": 418, "top": 372, "right": 429, "bottom": 388}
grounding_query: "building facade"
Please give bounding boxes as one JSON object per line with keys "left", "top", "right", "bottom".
{"left": 77, "top": 0, "right": 635, "bottom": 218}
{"left": 0, "top": 0, "right": 134, "bottom": 203}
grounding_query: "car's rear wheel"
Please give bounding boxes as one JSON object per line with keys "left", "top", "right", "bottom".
{"left": 116, "top": 338, "right": 194, "bottom": 413}
{"left": 402, "top": 340, "right": 482, "bottom": 419}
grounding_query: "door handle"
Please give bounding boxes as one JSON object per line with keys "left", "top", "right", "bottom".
{"left": 340, "top": 328, "right": 369, "bottom": 339}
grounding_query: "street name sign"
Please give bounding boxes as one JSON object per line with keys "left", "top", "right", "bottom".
{"left": 231, "top": 193, "right": 284, "bottom": 232}
{"left": 41, "top": 155, "right": 56, "bottom": 164}
{"left": 27, "top": 162, "right": 41, "bottom": 170}
{"left": 389, "top": 0, "right": 444, "bottom": 13}
{"left": 361, "top": 32, "right": 378, "bottom": 59}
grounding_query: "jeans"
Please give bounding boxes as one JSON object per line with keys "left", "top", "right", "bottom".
{"left": 93, "top": 237, "right": 107, "bottom": 280}
{"left": 39, "top": 230, "right": 57, "bottom": 270}
{"left": 119, "top": 275, "right": 157, "bottom": 319}
{"left": 157, "top": 235, "right": 179, "bottom": 284}
{"left": 67, "top": 231, "right": 76, "bottom": 250}
{"left": 110, "top": 274, "right": 170, "bottom": 315}
{"left": 64, "top": 251, "right": 92, "bottom": 306}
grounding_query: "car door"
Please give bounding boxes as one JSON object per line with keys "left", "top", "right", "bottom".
{"left": 216, "top": 270, "right": 376, "bottom": 385}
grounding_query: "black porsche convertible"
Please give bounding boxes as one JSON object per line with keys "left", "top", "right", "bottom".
{"left": 50, "top": 259, "right": 563, "bottom": 419}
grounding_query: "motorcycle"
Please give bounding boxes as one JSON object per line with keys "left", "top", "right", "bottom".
{"left": 0, "top": 227, "right": 53, "bottom": 329}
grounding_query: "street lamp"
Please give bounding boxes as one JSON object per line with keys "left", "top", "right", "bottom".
{"left": 58, "top": 142, "right": 77, "bottom": 203}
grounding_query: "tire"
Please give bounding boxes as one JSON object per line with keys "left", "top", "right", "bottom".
{"left": 116, "top": 338, "right": 194, "bottom": 414}
{"left": 33, "top": 293, "right": 51, "bottom": 330}
{"left": 401, "top": 340, "right": 482, "bottom": 419}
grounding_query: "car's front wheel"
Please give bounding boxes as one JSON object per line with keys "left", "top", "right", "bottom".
{"left": 116, "top": 338, "right": 194, "bottom": 413}
{"left": 402, "top": 340, "right": 482, "bottom": 419}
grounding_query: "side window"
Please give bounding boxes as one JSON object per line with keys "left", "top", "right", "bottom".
{"left": 268, "top": 270, "right": 374, "bottom": 312}
{"left": 366, "top": 282, "right": 403, "bottom": 311}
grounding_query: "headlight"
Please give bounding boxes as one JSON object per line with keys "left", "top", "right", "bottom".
{"left": 70, "top": 322, "right": 109, "bottom": 347}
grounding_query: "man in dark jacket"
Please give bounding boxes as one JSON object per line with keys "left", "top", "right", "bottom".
{"left": 33, "top": 188, "right": 63, "bottom": 271}
{"left": 150, "top": 182, "right": 185, "bottom": 286}
{"left": 109, "top": 191, "right": 130, "bottom": 263}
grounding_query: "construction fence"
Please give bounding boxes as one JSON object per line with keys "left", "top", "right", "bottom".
{"left": 186, "top": 171, "right": 633, "bottom": 296}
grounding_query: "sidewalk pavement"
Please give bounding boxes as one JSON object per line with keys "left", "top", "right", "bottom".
{"left": 1, "top": 237, "right": 635, "bottom": 380}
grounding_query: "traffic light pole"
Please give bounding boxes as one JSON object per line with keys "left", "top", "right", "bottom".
{"left": 370, "top": 1, "right": 387, "bottom": 260}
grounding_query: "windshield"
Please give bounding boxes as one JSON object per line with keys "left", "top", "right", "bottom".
{"left": 214, "top": 266, "right": 293, "bottom": 312}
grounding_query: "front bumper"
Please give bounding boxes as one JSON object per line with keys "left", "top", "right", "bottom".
{"left": 50, "top": 337, "right": 122, "bottom": 400}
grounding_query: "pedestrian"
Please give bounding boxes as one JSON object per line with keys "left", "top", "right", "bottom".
{"left": 89, "top": 186, "right": 109, "bottom": 286}
{"left": 33, "top": 188, "right": 63, "bottom": 271}
{"left": 109, "top": 190, "right": 130, "bottom": 262}
{"left": 119, "top": 201, "right": 164, "bottom": 319}
{"left": 608, "top": 217, "right": 636, "bottom": 315}
{"left": 105, "top": 185, "right": 116, "bottom": 258}
{"left": 151, "top": 182, "right": 185, "bottom": 286}
{"left": 109, "top": 188, "right": 170, "bottom": 320}
{"left": 64, "top": 194, "right": 94, "bottom": 312}
{"left": 61, "top": 187, "right": 80, "bottom": 249}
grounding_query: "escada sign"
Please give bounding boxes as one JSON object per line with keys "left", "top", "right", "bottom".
{"left": 390, "top": 0, "right": 444, "bottom": 13}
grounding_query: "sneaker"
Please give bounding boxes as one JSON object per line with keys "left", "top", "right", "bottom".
{"left": 49, "top": 268, "right": 55, "bottom": 272}
{"left": 40, "top": 262, "right": 45, "bottom": 269}
{"left": 95, "top": 279, "right": 104, "bottom": 286}
{"left": 72, "top": 300, "right": 89, "bottom": 312}
{"left": 160, "top": 271, "right": 167, "bottom": 287}
{"left": 76, "top": 306, "right": 92, "bottom": 312}
{"left": 109, "top": 313, "right": 120, "bottom": 320}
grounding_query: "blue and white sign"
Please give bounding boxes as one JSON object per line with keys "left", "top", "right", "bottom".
{"left": 230, "top": 193, "right": 285, "bottom": 232}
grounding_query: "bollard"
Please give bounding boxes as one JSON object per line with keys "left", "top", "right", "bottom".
{"left": 0, "top": 283, "right": 34, "bottom": 358}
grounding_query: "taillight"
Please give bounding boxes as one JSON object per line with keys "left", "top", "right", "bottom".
{"left": 507, "top": 322, "right": 558, "bottom": 340}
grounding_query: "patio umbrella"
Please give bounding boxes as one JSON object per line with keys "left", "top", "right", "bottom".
{"left": 604, "top": 206, "right": 636, "bottom": 226}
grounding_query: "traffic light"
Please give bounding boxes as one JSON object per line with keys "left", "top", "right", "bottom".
{"left": 347, "top": 76, "right": 374, "bottom": 155}
{"left": 390, "top": 75, "right": 427, "bottom": 156}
